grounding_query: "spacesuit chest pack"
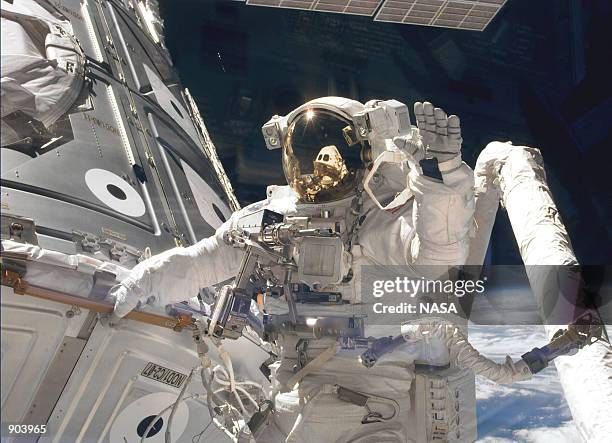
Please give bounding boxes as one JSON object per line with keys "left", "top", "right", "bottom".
{"left": 257, "top": 183, "right": 412, "bottom": 313}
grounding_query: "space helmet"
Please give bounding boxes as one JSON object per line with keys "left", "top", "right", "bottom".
{"left": 262, "top": 97, "right": 370, "bottom": 203}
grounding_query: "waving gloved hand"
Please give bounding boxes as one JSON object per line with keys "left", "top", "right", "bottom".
{"left": 414, "top": 101, "right": 462, "bottom": 164}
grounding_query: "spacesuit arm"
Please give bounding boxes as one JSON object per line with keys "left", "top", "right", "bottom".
{"left": 409, "top": 322, "right": 532, "bottom": 384}
{"left": 111, "top": 212, "right": 245, "bottom": 318}
{"left": 409, "top": 163, "right": 474, "bottom": 266}
{"left": 408, "top": 103, "right": 475, "bottom": 268}
{"left": 443, "top": 324, "right": 532, "bottom": 383}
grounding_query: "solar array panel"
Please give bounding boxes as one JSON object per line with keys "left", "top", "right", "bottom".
{"left": 374, "top": 0, "right": 506, "bottom": 31}
{"left": 246, "top": 0, "right": 384, "bottom": 17}
{"left": 245, "top": 0, "right": 506, "bottom": 30}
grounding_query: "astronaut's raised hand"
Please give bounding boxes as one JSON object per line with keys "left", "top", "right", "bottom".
{"left": 414, "top": 101, "right": 462, "bottom": 164}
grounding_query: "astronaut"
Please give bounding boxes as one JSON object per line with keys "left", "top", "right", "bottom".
{"left": 111, "top": 97, "right": 533, "bottom": 442}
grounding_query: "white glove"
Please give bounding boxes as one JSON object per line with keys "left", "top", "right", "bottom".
{"left": 414, "top": 101, "right": 462, "bottom": 164}
{"left": 110, "top": 277, "right": 149, "bottom": 318}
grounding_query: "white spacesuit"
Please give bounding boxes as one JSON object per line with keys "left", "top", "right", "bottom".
{"left": 111, "top": 97, "right": 532, "bottom": 442}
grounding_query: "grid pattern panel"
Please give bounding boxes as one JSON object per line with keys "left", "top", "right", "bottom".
{"left": 375, "top": 0, "right": 506, "bottom": 31}
{"left": 246, "top": 0, "right": 384, "bottom": 17}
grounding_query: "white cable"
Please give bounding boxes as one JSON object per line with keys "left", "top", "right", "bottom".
{"left": 235, "top": 387, "right": 259, "bottom": 410}
{"left": 210, "top": 362, "right": 266, "bottom": 420}
{"left": 232, "top": 389, "right": 248, "bottom": 416}
{"left": 200, "top": 367, "right": 218, "bottom": 424}
{"left": 165, "top": 366, "right": 199, "bottom": 443}
{"left": 213, "top": 386, "right": 258, "bottom": 411}
{"left": 214, "top": 341, "right": 248, "bottom": 416}
{"left": 215, "top": 344, "right": 236, "bottom": 390}
{"left": 285, "top": 384, "right": 337, "bottom": 442}
{"left": 212, "top": 365, "right": 265, "bottom": 395}
{"left": 139, "top": 393, "right": 200, "bottom": 443}
{"left": 214, "top": 386, "right": 259, "bottom": 410}
{"left": 212, "top": 364, "right": 229, "bottom": 379}
{"left": 213, "top": 379, "right": 265, "bottom": 402}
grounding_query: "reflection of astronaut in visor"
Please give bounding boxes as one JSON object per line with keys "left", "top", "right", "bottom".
{"left": 314, "top": 145, "right": 349, "bottom": 184}
{"left": 294, "top": 145, "right": 349, "bottom": 201}
{"left": 283, "top": 108, "right": 363, "bottom": 203}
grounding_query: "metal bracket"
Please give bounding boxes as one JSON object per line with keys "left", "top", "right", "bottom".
{"left": 1, "top": 215, "right": 39, "bottom": 245}
{"left": 1, "top": 250, "right": 27, "bottom": 285}
{"left": 295, "top": 339, "right": 309, "bottom": 370}
{"left": 77, "top": 231, "right": 101, "bottom": 253}
{"left": 160, "top": 222, "right": 186, "bottom": 246}
{"left": 173, "top": 313, "right": 195, "bottom": 332}
{"left": 73, "top": 230, "right": 143, "bottom": 263}
{"left": 1, "top": 267, "right": 27, "bottom": 295}
{"left": 90, "top": 269, "right": 118, "bottom": 300}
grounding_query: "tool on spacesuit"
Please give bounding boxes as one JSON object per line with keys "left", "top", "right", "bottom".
{"left": 247, "top": 399, "right": 275, "bottom": 437}
{"left": 208, "top": 208, "right": 350, "bottom": 340}
{"left": 335, "top": 385, "right": 399, "bottom": 424}
{"left": 280, "top": 382, "right": 400, "bottom": 441}
{"left": 521, "top": 312, "right": 607, "bottom": 374}
{"left": 359, "top": 335, "right": 408, "bottom": 368}
{"left": 263, "top": 314, "right": 364, "bottom": 344}
{"left": 207, "top": 284, "right": 259, "bottom": 340}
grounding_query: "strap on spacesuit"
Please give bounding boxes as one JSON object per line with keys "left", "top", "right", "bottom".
{"left": 363, "top": 149, "right": 414, "bottom": 212}
{"left": 286, "top": 341, "right": 340, "bottom": 390}
{"left": 437, "top": 155, "right": 463, "bottom": 173}
{"left": 284, "top": 383, "right": 399, "bottom": 441}
{"left": 335, "top": 385, "right": 399, "bottom": 424}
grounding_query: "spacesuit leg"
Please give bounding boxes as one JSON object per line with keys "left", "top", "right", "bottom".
{"left": 256, "top": 386, "right": 411, "bottom": 443}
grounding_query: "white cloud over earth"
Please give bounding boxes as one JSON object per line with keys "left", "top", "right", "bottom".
{"left": 471, "top": 325, "right": 579, "bottom": 442}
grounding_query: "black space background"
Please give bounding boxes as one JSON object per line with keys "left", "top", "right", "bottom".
{"left": 160, "top": 0, "right": 611, "bottom": 266}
